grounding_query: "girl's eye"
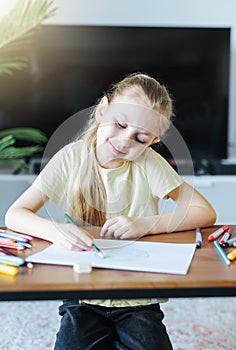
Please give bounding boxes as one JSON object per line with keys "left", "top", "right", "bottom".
{"left": 115, "top": 121, "right": 148, "bottom": 144}
{"left": 116, "top": 122, "right": 126, "bottom": 129}
{"left": 136, "top": 137, "right": 146, "bottom": 144}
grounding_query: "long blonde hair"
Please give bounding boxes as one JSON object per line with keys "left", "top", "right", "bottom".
{"left": 69, "top": 72, "right": 173, "bottom": 226}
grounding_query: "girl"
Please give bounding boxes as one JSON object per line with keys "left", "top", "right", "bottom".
{"left": 5, "top": 73, "right": 216, "bottom": 350}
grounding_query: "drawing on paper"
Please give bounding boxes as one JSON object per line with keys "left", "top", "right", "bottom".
{"left": 103, "top": 247, "right": 149, "bottom": 261}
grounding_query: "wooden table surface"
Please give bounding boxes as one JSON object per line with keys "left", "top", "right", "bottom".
{"left": 1, "top": 226, "right": 236, "bottom": 300}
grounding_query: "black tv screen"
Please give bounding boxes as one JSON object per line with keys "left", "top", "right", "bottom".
{"left": 0, "top": 25, "right": 230, "bottom": 163}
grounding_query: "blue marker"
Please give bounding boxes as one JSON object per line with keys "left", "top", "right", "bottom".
{"left": 214, "top": 241, "right": 230, "bottom": 266}
{"left": 0, "top": 247, "right": 25, "bottom": 266}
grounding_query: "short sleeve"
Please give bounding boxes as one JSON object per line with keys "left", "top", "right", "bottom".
{"left": 32, "top": 142, "right": 78, "bottom": 203}
{"left": 145, "top": 148, "right": 184, "bottom": 200}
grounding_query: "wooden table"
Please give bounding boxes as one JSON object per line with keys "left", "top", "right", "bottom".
{"left": 1, "top": 226, "right": 236, "bottom": 300}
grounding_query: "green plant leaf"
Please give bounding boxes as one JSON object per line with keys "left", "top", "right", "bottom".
{"left": 0, "top": 0, "right": 57, "bottom": 75}
{"left": 0, "top": 135, "right": 15, "bottom": 151}
{"left": 0, "top": 57, "right": 28, "bottom": 75}
{"left": 0, "top": 145, "right": 43, "bottom": 159}
{"left": 0, "top": 128, "right": 48, "bottom": 143}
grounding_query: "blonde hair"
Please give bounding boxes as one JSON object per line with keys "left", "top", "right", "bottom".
{"left": 69, "top": 72, "right": 173, "bottom": 226}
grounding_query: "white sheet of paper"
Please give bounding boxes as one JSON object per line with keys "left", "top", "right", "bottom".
{"left": 26, "top": 239, "right": 196, "bottom": 275}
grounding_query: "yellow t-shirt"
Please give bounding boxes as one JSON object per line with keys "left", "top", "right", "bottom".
{"left": 33, "top": 140, "right": 184, "bottom": 307}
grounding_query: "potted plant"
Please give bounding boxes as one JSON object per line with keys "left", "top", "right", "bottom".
{"left": 0, "top": 127, "right": 47, "bottom": 173}
{"left": 0, "top": 0, "right": 56, "bottom": 173}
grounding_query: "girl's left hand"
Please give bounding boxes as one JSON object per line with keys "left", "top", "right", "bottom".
{"left": 100, "top": 216, "right": 151, "bottom": 239}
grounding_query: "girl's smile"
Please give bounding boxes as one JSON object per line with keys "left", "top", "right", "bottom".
{"left": 108, "top": 140, "right": 127, "bottom": 156}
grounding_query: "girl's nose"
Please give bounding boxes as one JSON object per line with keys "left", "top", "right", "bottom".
{"left": 113, "top": 136, "right": 132, "bottom": 151}
{"left": 118, "top": 137, "right": 131, "bottom": 148}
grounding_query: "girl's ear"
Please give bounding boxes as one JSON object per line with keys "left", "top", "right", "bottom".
{"left": 95, "top": 96, "right": 109, "bottom": 122}
{"left": 151, "top": 137, "right": 160, "bottom": 145}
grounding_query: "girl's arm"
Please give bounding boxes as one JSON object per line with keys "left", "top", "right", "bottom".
{"left": 5, "top": 186, "right": 95, "bottom": 250}
{"left": 100, "top": 182, "right": 216, "bottom": 239}
{"left": 149, "top": 181, "right": 217, "bottom": 233}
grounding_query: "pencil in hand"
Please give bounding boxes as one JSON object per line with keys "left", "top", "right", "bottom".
{"left": 64, "top": 213, "right": 105, "bottom": 258}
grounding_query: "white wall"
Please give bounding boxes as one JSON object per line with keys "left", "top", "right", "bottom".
{"left": 44, "top": 0, "right": 236, "bottom": 159}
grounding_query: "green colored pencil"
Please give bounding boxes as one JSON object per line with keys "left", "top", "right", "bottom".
{"left": 64, "top": 213, "right": 105, "bottom": 258}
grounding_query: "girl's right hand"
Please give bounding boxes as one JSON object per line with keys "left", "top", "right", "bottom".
{"left": 51, "top": 223, "right": 95, "bottom": 251}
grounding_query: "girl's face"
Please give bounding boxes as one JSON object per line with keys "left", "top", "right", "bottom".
{"left": 95, "top": 95, "right": 164, "bottom": 169}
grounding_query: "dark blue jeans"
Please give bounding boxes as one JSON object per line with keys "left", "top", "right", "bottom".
{"left": 54, "top": 299, "right": 173, "bottom": 350}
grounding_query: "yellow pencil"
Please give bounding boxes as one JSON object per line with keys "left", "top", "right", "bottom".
{"left": 0, "top": 263, "right": 19, "bottom": 276}
{"left": 227, "top": 248, "right": 236, "bottom": 261}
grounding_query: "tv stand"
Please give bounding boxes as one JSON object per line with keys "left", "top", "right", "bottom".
{"left": 194, "top": 159, "right": 236, "bottom": 176}
{"left": 168, "top": 158, "right": 236, "bottom": 176}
